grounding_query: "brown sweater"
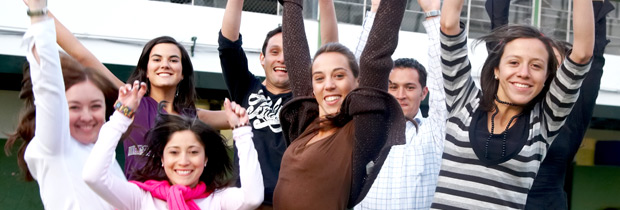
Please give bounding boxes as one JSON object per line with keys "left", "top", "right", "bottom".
{"left": 276, "top": 0, "right": 408, "bottom": 208}
{"left": 274, "top": 120, "right": 354, "bottom": 209}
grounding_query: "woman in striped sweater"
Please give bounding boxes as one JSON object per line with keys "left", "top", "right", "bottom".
{"left": 432, "top": 0, "right": 593, "bottom": 209}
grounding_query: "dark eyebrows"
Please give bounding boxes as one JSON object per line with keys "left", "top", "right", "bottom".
{"left": 151, "top": 54, "right": 180, "bottom": 59}
{"left": 388, "top": 81, "right": 417, "bottom": 87}
{"left": 165, "top": 145, "right": 203, "bottom": 150}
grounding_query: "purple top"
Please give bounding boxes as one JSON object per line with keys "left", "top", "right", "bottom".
{"left": 122, "top": 96, "right": 163, "bottom": 180}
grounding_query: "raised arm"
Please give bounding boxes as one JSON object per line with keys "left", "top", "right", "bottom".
{"left": 353, "top": 0, "right": 379, "bottom": 61}
{"left": 569, "top": 0, "right": 594, "bottom": 64}
{"left": 439, "top": 0, "right": 476, "bottom": 112}
{"left": 221, "top": 0, "right": 243, "bottom": 41}
{"left": 440, "top": 0, "right": 463, "bottom": 36}
{"left": 83, "top": 81, "right": 148, "bottom": 210}
{"left": 220, "top": 99, "right": 264, "bottom": 210}
{"left": 281, "top": 0, "right": 312, "bottom": 97}
{"left": 219, "top": 0, "right": 258, "bottom": 103}
{"left": 319, "top": 0, "right": 338, "bottom": 45}
{"left": 543, "top": 0, "right": 593, "bottom": 143}
{"left": 358, "top": 0, "right": 406, "bottom": 89}
{"left": 24, "top": 0, "right": 68, "bottom": 155}
{"left": 348, "top": 0, "right": 407, "bottom": 206}
{"left": 420, "top": 0, "right": 447, "bottom": 143}
{"left": 46, "top": 11, "right": 124, "bottom": 88}
{"left": 562, "top": 0, "right": 610, "bottom": 146}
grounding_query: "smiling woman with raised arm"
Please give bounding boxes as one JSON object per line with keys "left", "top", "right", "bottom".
{"left": 83, "top": 96, "right": 263, "bottom": 210}
{"left": 36, "top": 9, "right": 231, "bottom": 180}
{"left": 431, "top": 0, "right": 593, "bottom": 209}
{"left": 272, "top": 0, "right": 407, "bottom": 209}
{"left": 3, "top": 0, "right": 127, "bottom": 208}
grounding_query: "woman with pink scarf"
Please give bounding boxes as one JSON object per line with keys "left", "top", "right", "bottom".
{"left": 83, "top": 87, "right": 264, "bottom": 210}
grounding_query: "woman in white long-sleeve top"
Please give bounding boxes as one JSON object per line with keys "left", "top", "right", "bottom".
{"left": 83, "top": 89, "right": 264, "bottom": 210}
{"left": 3, "top": 0, "right": 126, "bottom": 209}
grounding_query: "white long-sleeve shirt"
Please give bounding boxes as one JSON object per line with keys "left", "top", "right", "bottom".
{"left": 355, "top": 15, "right": 448, "bottom": 210}
{"left": 23, "top": 18, "right": 125, "bottom": 210}
{"left": 83, "top": 112, "right": 264, "bottom": 210}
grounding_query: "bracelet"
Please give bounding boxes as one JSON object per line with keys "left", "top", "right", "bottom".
{"left": 114, "top": 101, "right": 135, "bottom": 119}
{"left": 424, "top": 10, "right": 441, "bottom": 18}
{"left": 233, "top": 122, "right": 250, "bottom": 129}
{"left": 27, "top": 8, "right": 48, "bottom": 17}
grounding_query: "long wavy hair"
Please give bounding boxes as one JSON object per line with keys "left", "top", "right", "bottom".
{"left": 126, "top": 36, "right": 197, "bottom": 116}
{"left": 4, "top": 53, "right": 118, "bottom": 181}
{"left": 476, "top": 25, "right": 559, "bottom": 112}
{"left": 132, "top": 102, "right": 233, "bottom": 191}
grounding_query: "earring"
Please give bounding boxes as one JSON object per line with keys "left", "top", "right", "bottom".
{"left": 175, "top": 83, "right": 181, "bottom": 98}
{"left": 204, "top": 163, "right": 207, "bottom": 167}
{"left": 494, "top": 75, "right": 498, "bottom": 80}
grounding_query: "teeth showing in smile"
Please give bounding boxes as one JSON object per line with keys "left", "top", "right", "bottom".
{"left": 274, "top": 67, "right": 287, "bottom": 72}
{"left": 325, "top": 96, "right": 340, "bottom": 102}
{"left": 176, "top": 170, "right": 191, "bottom": 175}
{"left": 513, "top": 83, "right": 531, "bottom": 88}
{"left": 78, "top": 125, "right": 94, "bottom": 130}
{"left": 158, "top": 73, "right": 171, "bottom": 77}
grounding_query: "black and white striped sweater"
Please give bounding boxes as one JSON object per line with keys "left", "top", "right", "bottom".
{"left": 431, "top": 27, "right": 591, "bottom": 209}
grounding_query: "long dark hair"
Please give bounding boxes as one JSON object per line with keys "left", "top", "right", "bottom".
{"left": 476, "top": 25, "right": 559, "bottom": 112}
{"left": 4, "top": 53, "right": 118, "bottom": 181}
{"left": 132, "top": 102, "right": 233, "bottom": 191}
{"left": 127, "top": 36, "right": 197, "bottom": 116}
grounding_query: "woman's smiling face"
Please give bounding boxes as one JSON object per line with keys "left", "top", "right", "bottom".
{"left": 161, "top": 130, "right": 207, "bottom": 188}
{"left": 311, "top": 52, "right": 358, "bottom": 116}
{"left": 494, "top": 38, "right": 549, "bottom": 105}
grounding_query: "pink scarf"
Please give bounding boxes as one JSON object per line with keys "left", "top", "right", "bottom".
{"left": 130, "top": 180, "right": 212, "bottom": 210}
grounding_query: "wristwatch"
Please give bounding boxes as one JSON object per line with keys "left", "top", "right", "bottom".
{"left": 425, "top": 10, "right": 441, "bottom": 18}
{"left": 27, "top": 8, "right": 48, "bottom": 17}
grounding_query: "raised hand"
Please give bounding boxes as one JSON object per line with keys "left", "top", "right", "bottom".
{"left": 115, "top": 80, "right": 147, "bottom": 117}
{"left": 224, "top": 98, "right": 249, "bottom": 129}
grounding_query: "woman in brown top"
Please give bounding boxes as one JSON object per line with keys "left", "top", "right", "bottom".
{"left": 273, "top": 0, "right": 407, "bottom": 209}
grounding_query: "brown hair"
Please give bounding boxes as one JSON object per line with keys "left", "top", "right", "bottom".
{"left": 313, "top": 42, "right": 360, "bottom": 78}
{"left": 4, "top": 53, "right": 118, "bottom": 181}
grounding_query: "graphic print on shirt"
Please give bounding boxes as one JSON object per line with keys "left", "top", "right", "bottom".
{"left": 247, "top": 89, "right": 283, "bottom": 133}
{"left": 127, "top": 145, "right": 148, "bottom": 156}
